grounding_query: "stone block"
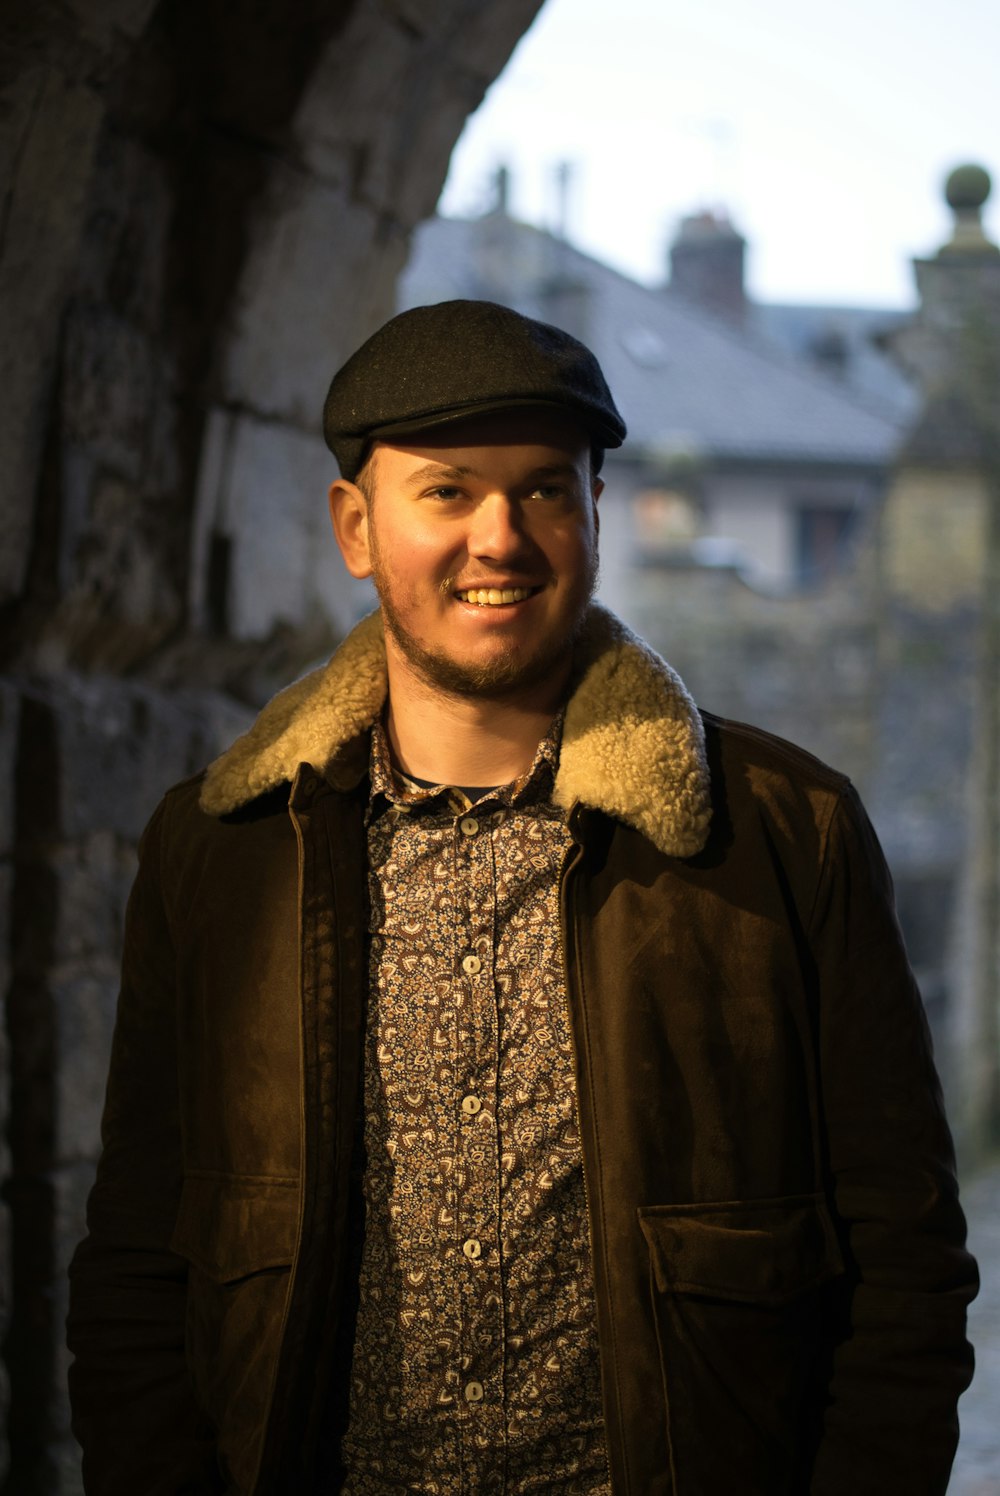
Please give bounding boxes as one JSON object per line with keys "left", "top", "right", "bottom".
{"left": 16, "top": 673, "right": 250, "bottom": 846}
{"left": 61, "top": 0, "right": 159, "bottom": 56}
{"left": 295, "top": 3, "right": 414, "bottom": 183}
{"left": 0, "top": 860, "right": 13, "bottom": 1166}
{"left": 74, "top": 131, "right": 173, "bottom": 332}
{"left": 884, "top": 468, "right": 987, "bottom": 610}
{"left": 40, "top": 464, "right": 186, "bottom": 672}
{"left": 197, "top": 412, "right": 373, "bottom": 641}
{"left": 0, "top": 1363, "right": 8, "bottom": 1488}
{"left": 15, "top": 833, "right": 134, "bottom": 982}
{"left": 54, "top": 968, "right": 120, "bottom": 1168}
{"left": 0, "top": 1190, "right": 10, "bottom": 1333}
{"left": 296, "top": 4, "right": 490, "bottom": 224}
{"left": 61, "top": 305, "right": 157, "bottom": 481}
{"left": 0, "top": 1131, "right": 9, "bottom": 1261}
{"left": 55, "top": 1160, "right": 96, "bottom": 1304}
{"left": 443, "top": 0, "right": 546, "bottom": 83}
{"left": 0, "top": 65, "right": 103, "bottom": 603}
{"left": 0, "top": 679, "right": 19, "bottom": 859}
{"left": 220, "top": 168, "right": 391, "bottom": 424}
{"left": 52, "top": 1439, "right": 84, "bottom": 1496}
{"left": 383, "top": 0, "right": 460, "bottom": 39}
{"left": 367, "top": 86, "right": 481, "bottom": 225}
{"left": 55, "top": 1163, "right": 97, "bottom": 1495}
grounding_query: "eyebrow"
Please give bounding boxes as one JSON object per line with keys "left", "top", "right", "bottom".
{"left": 402, "top": 463, "right": 477, "bottom": 487}
{"left": 402, "top": 461, "right": 581, "bottom": 488}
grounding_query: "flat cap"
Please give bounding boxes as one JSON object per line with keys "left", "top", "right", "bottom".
{"left": 323, "top": 299, "right": 627, "bottom": 480}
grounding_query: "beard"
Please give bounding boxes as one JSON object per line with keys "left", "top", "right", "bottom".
{"left": 369, "top": 542, "right": 599, "bottom": 702}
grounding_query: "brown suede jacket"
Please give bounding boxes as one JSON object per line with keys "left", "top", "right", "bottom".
{"left": 67, "top": 605, "right": 977, "bottom": 1496}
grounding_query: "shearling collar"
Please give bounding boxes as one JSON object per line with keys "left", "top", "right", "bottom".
{"left": 199, "top": 603, "right": 712, "bottom": 859}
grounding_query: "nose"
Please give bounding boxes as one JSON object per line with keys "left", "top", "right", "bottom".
{"left": 467, "top": 492, "right": 534, "bottom": 562}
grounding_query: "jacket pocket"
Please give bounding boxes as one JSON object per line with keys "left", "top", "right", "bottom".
{"left": 171, "top": 1172, "right": 299, "bottom": 1282}
{"left": 638, "top": 1193, "right": 845, "bottom": 1496}
{"left": 171, "top": 1174, "right": 300, "bottom": 1494}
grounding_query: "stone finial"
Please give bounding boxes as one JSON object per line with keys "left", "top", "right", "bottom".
{"left": 940, "top": 162, "right": 999, "bottom": 257}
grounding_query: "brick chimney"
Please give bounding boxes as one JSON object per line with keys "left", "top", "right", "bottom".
{"left": 668, "top": 210, "right": 747, "bottom": 325}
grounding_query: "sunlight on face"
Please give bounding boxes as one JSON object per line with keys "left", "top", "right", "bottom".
{"left": 363, "top": 408, "right": 601, "bottom": 702}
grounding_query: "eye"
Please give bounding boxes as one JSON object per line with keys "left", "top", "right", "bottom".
{"left": 530, "top": 484, "right": 565, "bottom": 500}
{"left": 425, "top": 485, "right": 464, "bottom": 500}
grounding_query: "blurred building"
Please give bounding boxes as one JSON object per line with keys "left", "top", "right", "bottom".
{"left": 399, "top": 179, "right": 910, "bottom": 604}
{"left": 400, "top": 169, "right": 1000, "bottom": 1150}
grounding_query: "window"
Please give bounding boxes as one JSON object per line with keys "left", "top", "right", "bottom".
{"left": 794, "top": 505, "right": 856, "bottom": 587}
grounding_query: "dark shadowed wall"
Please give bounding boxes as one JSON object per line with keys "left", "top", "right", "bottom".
{"left": 0, "top": 1, "right": 543, "bottom": 1488}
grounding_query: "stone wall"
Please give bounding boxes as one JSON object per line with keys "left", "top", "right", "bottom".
{"left": 0, "top": 0, "right": 543, "bottom": 1487}
{"left": 626, "top": 530, "right": 980, "bottom": 1124}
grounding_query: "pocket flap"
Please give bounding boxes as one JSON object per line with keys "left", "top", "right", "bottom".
{"left": 639, "top": 1193, "right": 843, "bottom": 1306}
{"left": 171, "top": 1173, "right": 300, "bottom": 1283}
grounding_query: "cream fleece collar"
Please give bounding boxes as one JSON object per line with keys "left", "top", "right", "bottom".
{"left": 199, "top": 603, "right": 712, "bottom": 859}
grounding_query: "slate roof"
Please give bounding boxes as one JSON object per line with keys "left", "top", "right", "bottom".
{"left": 398, "top": 212, "right": 907, "bottom": 469}
{"left": 750, "top": 302, "right": 919, "bottom": 422}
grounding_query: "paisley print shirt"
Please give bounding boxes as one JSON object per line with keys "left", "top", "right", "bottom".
{"left": 336, "top": 717, "right": 610, "bottom": 1494}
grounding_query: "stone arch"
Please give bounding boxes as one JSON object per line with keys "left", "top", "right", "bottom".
{"left": 0, "top": 0, "right": 542, "bottom": 1486}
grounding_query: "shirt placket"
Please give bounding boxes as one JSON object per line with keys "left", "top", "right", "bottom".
{"left": 453, "top": 804, "right": 507, "bottom": 1492}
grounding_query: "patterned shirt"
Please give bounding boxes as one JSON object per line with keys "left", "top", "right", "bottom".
{"left": 336, "top": 718, "right": 610, "bottom": 1494}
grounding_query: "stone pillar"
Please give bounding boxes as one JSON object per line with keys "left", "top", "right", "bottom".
{"left": 5, "top": 678, "right": 250, "bottom": 1492}
{"left": 0, "top": 684, "right": 17, "bottom": 1490}
{"left": 881, "top": 163, "right": 1000, "bottom": 1155}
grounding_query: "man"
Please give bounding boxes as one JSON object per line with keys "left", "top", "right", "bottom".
{"left": 68, "top": 300, "right": 977, "bottom": 1495}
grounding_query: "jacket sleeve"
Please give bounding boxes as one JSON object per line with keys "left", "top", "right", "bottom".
{"left": 807, "top": 783, "right": 978, "bottom": 1495}
{"left": 66, "top": 794, "right": 223, "bottom": 1495}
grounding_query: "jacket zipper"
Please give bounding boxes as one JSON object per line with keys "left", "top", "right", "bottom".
{"left": 559, "top": 827, "right": 617, "bottom": 1496}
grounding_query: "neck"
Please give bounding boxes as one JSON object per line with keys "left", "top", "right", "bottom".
{"left": 383, "top": 645, "right": 569, "bottom": 788}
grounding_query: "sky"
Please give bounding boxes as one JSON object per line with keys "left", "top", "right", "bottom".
{"left": 439, "top": 0, "right": 1000, "bottom": 309}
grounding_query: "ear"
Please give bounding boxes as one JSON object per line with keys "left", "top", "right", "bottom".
{"left": 592, "top": 475, "right": 603, "bottom": 534}
{"left": 329, "top": 479, "right": 372, "bottom": 579}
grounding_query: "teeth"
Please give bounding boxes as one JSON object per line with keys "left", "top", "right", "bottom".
{"left": 457, "top": 586, "right": 532, "bottom": 606}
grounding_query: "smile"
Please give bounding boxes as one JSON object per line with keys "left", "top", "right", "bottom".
{"left": 455, "top": 586, "right": 536, "bottom": 606}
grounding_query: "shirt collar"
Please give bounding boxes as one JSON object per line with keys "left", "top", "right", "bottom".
{"left": 368, "top": 712, "right": 563, "bottom": 817}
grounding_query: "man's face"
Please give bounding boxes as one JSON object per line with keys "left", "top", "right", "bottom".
{"left": 331, "top": 408, "right": 601, "bottom": 701}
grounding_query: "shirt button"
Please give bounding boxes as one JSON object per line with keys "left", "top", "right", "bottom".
{"left": 461, "top": 1093, "right": 482, "bottom": 1116}
{"left": 462, "top": 954, "right": 482, "bottom": 975}
{"left": 464, "top": 1380, "right": 484, "bottom": 1404}
{"left": 462, "top": 1237, "right": 482, "bottom": 1261}
{"left": 459, "top": 816, "right": 479, "bottom": 836}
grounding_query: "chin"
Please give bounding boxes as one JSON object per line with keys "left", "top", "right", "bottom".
{"left": 415, "top": 640, "right": 569, "bottom": 699}
{"left": 385, "top": 612, "right": 578, "bottom": 700}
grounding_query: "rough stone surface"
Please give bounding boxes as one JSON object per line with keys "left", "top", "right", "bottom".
{"left": 628, "top": 559, "right": 881, "bottom": 789}
{"left": 58, "top": 0, "right": 160, "bottom": 55}
{"left": 52, "top": 968, "right": 122, "bottom": 1168}
{"left": 621, "top": 535, "right": 986, "bottom": 1134}
{"left": 0, "top": 683, "right": 17, "bottom": 1488}
{"left": 0, "top": 66, "right": 104, "bottom": 602}
{"left": 0, "top": 682, "right": 18, "bottom": 859}
{"left": 226, "top": 0, "right": 545, "bottom": 424}
{"left": 3, "top": 672, "right": 251, "bottom": 1493}
{"left": 1, "top": 0, "right": 546, "bottom": 1486}
{"left": 948, "top": 1155, "right": 1000, "bottom": 1493}
{"left": 220, "top": 169, "right": 401, "bottom": 425}
{"left": 884, "top": 467, "right": 988, "bottom": 609}
{"left": 189, "top": 410, "right": 372, "bottom": 641}
{"left": 12, "top": 673, "right": 249, "bottom": 845}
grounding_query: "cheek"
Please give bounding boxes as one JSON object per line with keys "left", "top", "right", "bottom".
{"left": 548, "top": 517, "right": 598, "bottom": 571}
{"left": 374, "top": 527, "right": 457, "bottom": 594}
